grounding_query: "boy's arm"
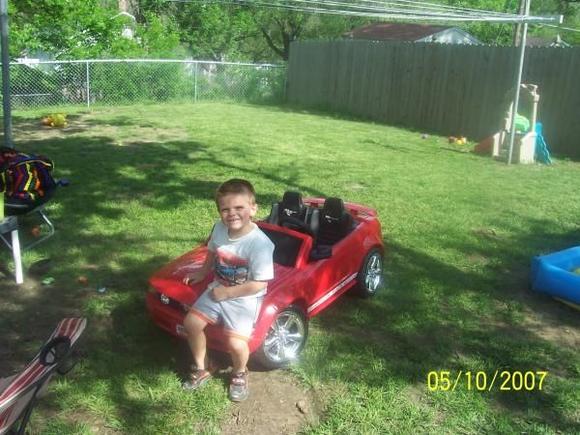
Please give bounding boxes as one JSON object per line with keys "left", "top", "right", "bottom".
{"left": 211, "top": 280, "right": 267, "bottom": 301}
{"left": 183, "top": 250, "right": 215, "bottom": 285}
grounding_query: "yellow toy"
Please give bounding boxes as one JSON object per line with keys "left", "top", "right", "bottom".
{"left": 449, "top": 136, "right": 467, "bottom": 145}
{"left": 41, "top": 113, "right": 68, "bottom": 128}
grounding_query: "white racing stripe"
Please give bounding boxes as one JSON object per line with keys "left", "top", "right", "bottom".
{"left": 307, "top": 273, "right": 357, "bottom": 314}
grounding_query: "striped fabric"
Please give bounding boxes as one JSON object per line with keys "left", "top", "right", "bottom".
{"left": 0, "top": 148, "right": 56, "bottom": 202}
{"left": 0, "top": 318, "right": 87, "bottom": 434}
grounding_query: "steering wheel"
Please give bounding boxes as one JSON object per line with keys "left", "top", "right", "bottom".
{"left": 280, "top": 216, "right": 314, "bottom": 237}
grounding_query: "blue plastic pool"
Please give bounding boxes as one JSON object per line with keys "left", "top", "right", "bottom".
{"left": 531, "top": 246, "right": 580, "bottom": 305}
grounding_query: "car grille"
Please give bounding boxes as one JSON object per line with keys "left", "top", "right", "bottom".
{"left": 156, "top": 292, "right": 190, "bottom": 313}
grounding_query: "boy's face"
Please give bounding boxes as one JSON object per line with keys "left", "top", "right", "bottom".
{"left": 217, "top": 193, "right": 257, "bottom": 235}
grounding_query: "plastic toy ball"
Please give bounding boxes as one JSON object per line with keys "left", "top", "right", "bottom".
{"left": 52, "top": 113, "right": 67, "bottom": 128}
{"left": 41, "top": 113, "right": 68, "bottom": 128}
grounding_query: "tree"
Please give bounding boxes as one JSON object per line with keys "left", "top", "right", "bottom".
{"left": 246, "top": 6, "right": 371, "bottom": 61}
{"left": 9, "top": 0, "right": 186, "bottom": 59}
{"left": 9, "top": 0, "right": 122, "bottom": 58}
{"left": 444, "top": 0, "right": 579, "bottom": 45}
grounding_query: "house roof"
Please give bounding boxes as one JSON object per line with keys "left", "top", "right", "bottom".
{"left": 526, "top": 35, "right": 571, "bottom": 47}
{"left": 343, "top": 23, "right": 453, "bottom": 42}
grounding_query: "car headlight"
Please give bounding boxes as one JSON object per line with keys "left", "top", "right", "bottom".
{"left": 160, "top": 294, "right": 170, "bottom": 305}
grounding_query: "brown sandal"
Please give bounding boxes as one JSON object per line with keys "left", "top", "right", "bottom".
{"left": 182, "top": 368, "right": 211, "bottom": 391}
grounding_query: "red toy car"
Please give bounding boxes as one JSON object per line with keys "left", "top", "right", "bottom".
{"left": 146, "top": 193, "right": 384, "bottom": 368}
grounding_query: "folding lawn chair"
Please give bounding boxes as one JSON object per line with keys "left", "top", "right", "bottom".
{"left": 0, "top": 147, "right": 69, "bottom": 284}
{"left": 0, "top": 318, "right": 87, "bottom": 435}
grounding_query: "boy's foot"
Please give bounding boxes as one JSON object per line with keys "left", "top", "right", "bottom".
{"left": 182, "top": 368, "right": 211, "bottom": 391}
{"left": 229, "top": 371, "right": 249, "bottom": 402}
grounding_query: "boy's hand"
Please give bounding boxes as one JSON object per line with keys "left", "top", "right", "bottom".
{"left": 183, "top": 270, "right": 205, "bottom": 286}
{"left": 210, "top": 286, "right": 229, "bottom": 302}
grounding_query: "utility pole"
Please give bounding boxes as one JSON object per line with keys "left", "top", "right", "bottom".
{"left": 513, "top": 0, "right": 527, "bottom": 47}
{"left": 507, "top": 0, "right": 531, "bottom": 165}
{"left": 1, "top": 0, "right": 12, "bottom": 148}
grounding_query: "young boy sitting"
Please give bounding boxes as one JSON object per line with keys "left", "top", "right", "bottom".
{"left": 181, "top": 178, "right": 275, "bottom": 402}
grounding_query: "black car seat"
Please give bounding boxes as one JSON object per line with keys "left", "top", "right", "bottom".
{"left": 267, "top": 191, "right": 319, "bottom": 237}
{"left": 316, "top": 197, "right": 353, "bottom": 246}
{"left": 267, "top": 191, "right": 305, "bottom": 225}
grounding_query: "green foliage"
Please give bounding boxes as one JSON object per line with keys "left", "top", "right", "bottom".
{"left": 9, "top": 0, "right": 123, "bottom": 58}
{"left": 7, "top": 0, "right": 579, "bottom": 61}
{"left": 9, "top": 0, "right": 185, "bottom": 60}
{"left": 88, "top": 62, "right": 192, "bottom": 104}
{"left": 444, "top": 0, "right": 579, "bottom": 45}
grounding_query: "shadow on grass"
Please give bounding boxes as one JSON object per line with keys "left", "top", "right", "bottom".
{"left": 0, "top": 109, "right": 577, "bottom": 432}
{"left": 311, "top": 220, "right": 580, "bottom": 432}
{"left": 0, "top": 124, "right": 329, "bottom": 431}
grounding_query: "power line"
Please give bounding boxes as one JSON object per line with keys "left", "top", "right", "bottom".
{"left": 165, "top": 0, "right": 561, "bottom": 24}
{"left": 295, "top": 0, "right": 515, "bottom": 18}
{"left": 540, "top": 23, "right": 580, "bottom": 33}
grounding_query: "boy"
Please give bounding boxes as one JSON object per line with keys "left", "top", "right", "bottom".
{"left": 181, "top": 179, "right": 275, "bottom": 402}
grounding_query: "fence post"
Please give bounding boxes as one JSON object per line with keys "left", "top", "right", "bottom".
{"left": 282, "top": 66, "right": 288, "bottom": 102}
{"left": 193, "top": 62, "right": 198, "bottom": 103}
{"left": 85, "top": 61, "right": 90, "bottom": 108}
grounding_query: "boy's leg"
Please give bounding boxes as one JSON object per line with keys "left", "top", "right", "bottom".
{"left": 227, "top": 336, "right": 251, "bottom": 402}
{"left": 228, "top": 336, "right": 250, "bottom": 375}
{"left": 221, "top": 296, "right": 262, "bottom": 402}
{"left": 183, "top": 312, "right": 209, "bottom": 370}
{"left": 182, "top": 289, "right": 222, "bottom": 391}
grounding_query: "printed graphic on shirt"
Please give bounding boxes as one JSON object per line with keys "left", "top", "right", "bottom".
{"left": 214, "top": 248, "right": 249, "bottom": 286}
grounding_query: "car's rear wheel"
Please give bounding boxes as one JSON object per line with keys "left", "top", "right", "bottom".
{"left": 254, "top": 306, "right": 308, "bottom": 370}
{"left": 355, "top": 248, "right": 384, "bottom": 298}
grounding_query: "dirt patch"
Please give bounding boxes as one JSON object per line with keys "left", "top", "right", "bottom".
{"left": 1, "top": 268, "right": 324, "bottom": 434}
{"left": 219, "top": 369, "right": 321, "bottom": 435}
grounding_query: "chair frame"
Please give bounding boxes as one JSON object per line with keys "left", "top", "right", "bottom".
{"left": 0, "top": 318, "right": 87, "bottom": 435}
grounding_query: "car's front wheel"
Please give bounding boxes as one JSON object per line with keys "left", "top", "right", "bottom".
{"left": 254, "top": 306, "right": 308, "bottom": 370}
{"left": 355, "top": 248, "right": 384, "bottom": 298}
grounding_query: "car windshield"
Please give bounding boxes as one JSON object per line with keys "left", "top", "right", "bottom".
{"left": 260, "top": 227, "right": 303, "bottom": 267}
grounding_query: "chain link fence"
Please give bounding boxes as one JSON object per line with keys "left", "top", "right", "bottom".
{"left": 3, "top": 59, "right": 286, "bottom": 111}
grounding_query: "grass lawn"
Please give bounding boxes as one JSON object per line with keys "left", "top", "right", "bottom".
{"left": 1, "top": 102, "right": 579, "bottom": 434}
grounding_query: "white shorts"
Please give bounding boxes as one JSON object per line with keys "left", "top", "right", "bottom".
{"left": 190, "top": 288, "right": 263, "bottom": 341}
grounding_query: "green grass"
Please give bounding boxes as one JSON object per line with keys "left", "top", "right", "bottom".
{"left": 2, "top": 102, "right": 580, "bottom": 434}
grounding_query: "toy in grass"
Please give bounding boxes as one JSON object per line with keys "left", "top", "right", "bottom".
{"left": 448, "top": 136, "right": 467, "bottom": 145}
{"left": 41, "top": 113, "right": 67, "bottom": 128}
{"left": 531, "top": 246, "right": 580, "bottom": 310}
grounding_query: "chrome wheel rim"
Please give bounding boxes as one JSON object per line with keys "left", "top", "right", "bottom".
{"left": 364, "top": 253, "right": 383, "bottom": 293}
{"left": 263, "top": 311, "right": 306, "bottom": 364}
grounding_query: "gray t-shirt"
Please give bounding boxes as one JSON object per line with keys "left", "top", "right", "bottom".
{"left": 208, "top": 221, "right": 275, "bottom": 299}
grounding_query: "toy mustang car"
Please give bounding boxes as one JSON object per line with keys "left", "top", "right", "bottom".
{"left": 146, "top": 192, "right": 384, "bottom": 369}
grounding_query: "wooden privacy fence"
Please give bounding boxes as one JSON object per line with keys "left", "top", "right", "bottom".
{"left": 287, "top": 40, "right": 580, "bottom": 158}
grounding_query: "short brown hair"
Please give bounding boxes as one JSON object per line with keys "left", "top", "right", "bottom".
{"left": 215, "top": 178, "right": 256, "bottom": 206}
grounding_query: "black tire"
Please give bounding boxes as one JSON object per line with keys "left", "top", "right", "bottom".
{"left": 354, "top": 248, "right": 384, "bottom": 298}
{"left": 254, "top": 306, "right": 309, "bottom": 370}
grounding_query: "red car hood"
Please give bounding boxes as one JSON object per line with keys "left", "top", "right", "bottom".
{"left": 149, "top": 246, "right": 294, "bottom": 305}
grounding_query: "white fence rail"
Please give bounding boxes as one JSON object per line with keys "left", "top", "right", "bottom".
{"left": 3, "top": 59, "right": 286, "bottom": 110}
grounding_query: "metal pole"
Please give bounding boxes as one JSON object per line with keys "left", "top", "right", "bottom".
{"left": 513, "top": 0, "right": 526, "bottom": 47}
{"left": 86, "top": 61, "right": 90, "bottom": 108}
{"left": 193, "top": 62, "right": 198, "bottom": 103}
{"left": 1, "top": 0, "right": 12, "bottom": 148}
{"left": 507, "top": 0, "right": 530, "bottom": 165}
